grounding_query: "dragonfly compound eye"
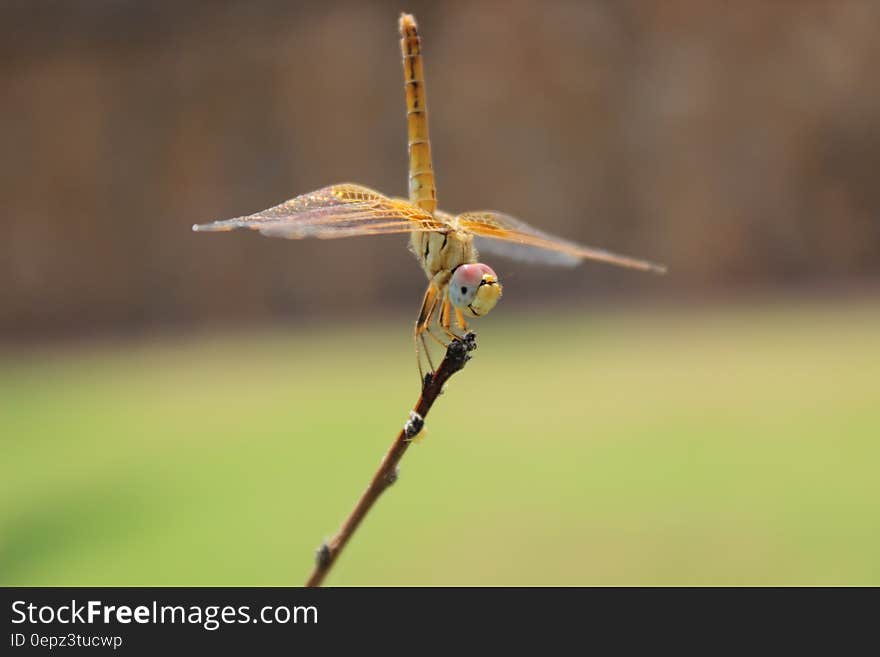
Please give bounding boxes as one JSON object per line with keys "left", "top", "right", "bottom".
{"left": 449, "top": 263, "right": 502, "bottom": 317}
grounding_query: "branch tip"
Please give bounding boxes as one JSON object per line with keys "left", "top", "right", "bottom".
{"left": 462, "top": 331, "right": 478, "bottom": 352}
{"left": 445, "top": 331, "right": 477, "bottom": 370}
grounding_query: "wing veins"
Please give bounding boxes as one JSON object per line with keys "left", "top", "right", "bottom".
{"left": 193, "top": 184, "right": 446, "bottom": 239}
{"left": 459, "top": 211, "right": 666, "bottom": 273}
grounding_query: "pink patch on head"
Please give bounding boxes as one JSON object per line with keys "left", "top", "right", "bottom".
{"left": 455, "top": 263, "right": 496, "bottom": 286}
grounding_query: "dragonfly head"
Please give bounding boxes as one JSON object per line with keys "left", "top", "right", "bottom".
{"left": 449, "top": 263, "right": 502, "bottom": 318}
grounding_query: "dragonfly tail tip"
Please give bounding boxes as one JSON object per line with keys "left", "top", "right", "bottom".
{"left": 399, "top": 13, "right": 417, "bottom": 33}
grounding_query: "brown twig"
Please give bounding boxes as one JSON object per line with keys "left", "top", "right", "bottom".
{"left": 304, "top": 332, "right": 477, "bottom": 587}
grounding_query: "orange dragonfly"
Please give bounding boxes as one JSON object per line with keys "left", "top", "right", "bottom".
{"left": 194, "top": 13, "right": 665, "bottom": 381}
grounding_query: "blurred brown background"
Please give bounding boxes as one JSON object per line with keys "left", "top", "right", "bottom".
{"left": 2, "top": 0, "right": 879, "bottom": 340}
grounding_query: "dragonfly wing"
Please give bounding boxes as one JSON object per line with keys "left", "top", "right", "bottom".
{"left": 193, "top": 184, "right": 448, "bottom": 239}
{"left": 458, "top": 211, "right": 666, "bottom": 273}
{"left": 472, "top": 235, "right": 582, "bottom": 267}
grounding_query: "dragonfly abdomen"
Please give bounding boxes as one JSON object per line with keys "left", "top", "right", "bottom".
{"left": 400, "top": 13, "right": 436, "bottom": 216}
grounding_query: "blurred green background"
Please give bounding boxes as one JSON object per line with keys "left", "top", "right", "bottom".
{"left": 3, "top": 301, "right": 879, "bottom": 585}
{"left": 2, "top": 0, "right": 879, "bottom": 585}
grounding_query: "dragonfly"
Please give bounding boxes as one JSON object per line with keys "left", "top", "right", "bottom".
{"left": 194, "top": 13, "right": 666, "bottom": 382}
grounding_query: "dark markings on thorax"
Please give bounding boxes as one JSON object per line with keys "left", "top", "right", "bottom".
{"left": 422, "top": 231, "right": 449, "bottom": 262}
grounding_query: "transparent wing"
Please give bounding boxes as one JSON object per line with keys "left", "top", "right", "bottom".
{"left": 472, "top": 235, "right": 583, "bottom": 267}
{"left": 458, "top": 211, "right": 666, "bottom": 273}
{"left": 193, "top": 184, "right": 449, "bottom": 239}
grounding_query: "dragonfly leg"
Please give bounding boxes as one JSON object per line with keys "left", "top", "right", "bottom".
{"left": 418, "top": 332, "right": 436, "bottom": 380}
{"left": 439, "top": 296, "right": 466, "bottom": 342}
{"left": 422, "top": 296, "right": 446, "bottom": 351}
{"left": 454, "top": 307, "right": 469, "bottom": 334}
{"left": 414, "top": 283, "right": 442, "bottom": 381}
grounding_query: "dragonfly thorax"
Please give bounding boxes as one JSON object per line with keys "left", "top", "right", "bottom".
{"left": 410, "top": 229, "right": 477, "bottom": 280}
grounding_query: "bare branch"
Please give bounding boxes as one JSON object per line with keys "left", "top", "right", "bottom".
{"left": 304, "top": 332, "right": 477, "bottom": 587}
